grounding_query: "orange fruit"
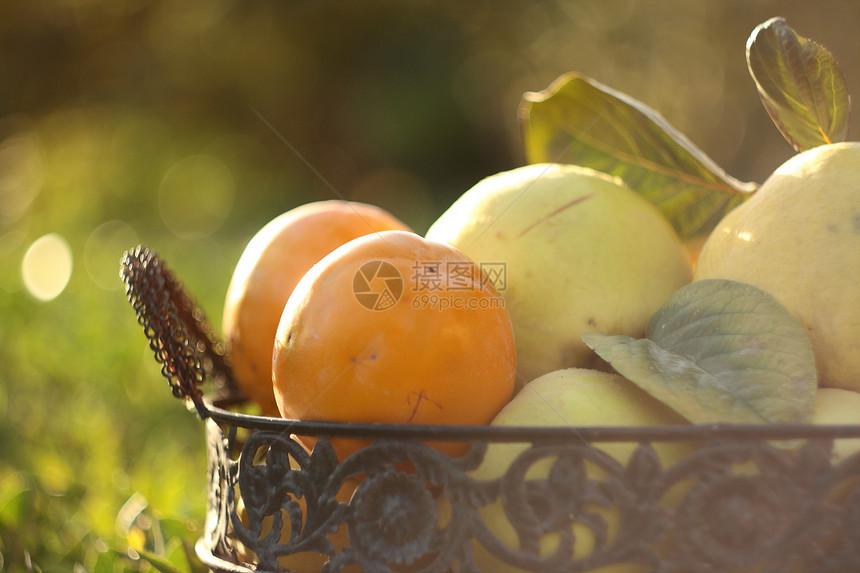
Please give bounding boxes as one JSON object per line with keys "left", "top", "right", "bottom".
{"left": 272, "top": 230, "right": 517, "bottom": 461}
{"left": 222, "top": 201, "right": 412, "bottom": 415}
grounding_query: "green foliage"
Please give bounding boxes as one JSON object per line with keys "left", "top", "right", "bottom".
{"left": 0, "top": 105, "right": 242, "bottom": 572}
{"left": 520, "top": 72, "right": 758, "bottom": 241}
{"left": 583, "top": 279, "right": 818, "bottom": 426}
{"left": 747, "top": 17, "right": 851, "bottom": 152}
{"left": 0, "top": 251, "right": 211, "bottom": 571}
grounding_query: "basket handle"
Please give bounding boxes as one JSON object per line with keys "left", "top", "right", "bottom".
{"left": 120, "top": 245, "right": 239, "bottom": 418}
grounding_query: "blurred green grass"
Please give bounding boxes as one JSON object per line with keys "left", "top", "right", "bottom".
{"left": 2, "top": 1, "right": 860, "bottom": 571}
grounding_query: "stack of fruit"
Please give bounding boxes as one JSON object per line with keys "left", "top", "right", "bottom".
{"left": 211, "top": 17, "right": 859, "bottom": 572}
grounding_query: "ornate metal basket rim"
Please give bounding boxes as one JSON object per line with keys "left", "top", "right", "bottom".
{"left": 204, "top": 398, "right": 860, "bottom": 443}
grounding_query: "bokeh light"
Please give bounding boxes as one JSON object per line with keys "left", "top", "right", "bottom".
{"left": 84, "top": 220, "right": 139, "bottom": 290}
{"left": 158, "top": 154, "right": 235, "bottom": 239}
{"left": 0, "top": 120, "right": 44, "bottom": 225}
{"left": 21, "top": 233, "right": 73, "bottom": 301}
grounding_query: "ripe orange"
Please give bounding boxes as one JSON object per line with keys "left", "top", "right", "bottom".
{"left": 222, "top": 201, "right": 412, "bottom": 415}
{"left": 272, "top": 230, "right": 517, "bottom": 460}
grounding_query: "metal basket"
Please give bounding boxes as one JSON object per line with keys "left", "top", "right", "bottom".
{"left": 121, "top": 245, "right": 860, "bottom": 573}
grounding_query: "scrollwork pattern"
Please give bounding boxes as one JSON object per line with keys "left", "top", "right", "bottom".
{"left": 204, "top": 419, "right": 238, "bottom": 562}
{"left": 198, "top": 422, "right": 860, "bottom": 573}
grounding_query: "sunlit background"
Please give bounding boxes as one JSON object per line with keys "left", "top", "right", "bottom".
{"left": 2, "top": 1, "right": 859, "bottom": 570}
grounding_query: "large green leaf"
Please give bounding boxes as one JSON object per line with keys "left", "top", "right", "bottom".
{"left": 520, "top": 73, "right": 757, "bottom": 241}
{"left": 747, "top": 17, "right": 850, "bottom": 152}
{"left": 582, "top": 279, "right": 817, "bottom": 426}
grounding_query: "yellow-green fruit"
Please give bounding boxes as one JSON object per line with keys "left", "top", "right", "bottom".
{"left": 694, "top": 142, "right": 860, "bottom": 391}
{"left": 426, "top": 164, "right": 692, "bottom": 386}
{"left": 812, "top": 387, "right": 860, "bottom": 464}
{"left": 468, "top": 368, "right": 693, "bottom": 573}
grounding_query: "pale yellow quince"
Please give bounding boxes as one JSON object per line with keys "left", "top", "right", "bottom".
{"left": 695, "top": 142, "right": 860, "bottom": 391}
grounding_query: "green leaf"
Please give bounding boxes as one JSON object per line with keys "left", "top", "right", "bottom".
{"left": 520, "top": 72, "right": 757, "bottom": 241}
{"left": 582, "top": 279, "right": 817, "bottom": 425}
{"left": 746, "top": 17, "right": 851, "bottom": 151}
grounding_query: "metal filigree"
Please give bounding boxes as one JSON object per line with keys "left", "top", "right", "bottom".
{"left": 120, "top": 246, "right": 238, "bottom": 415}
{"left": 195, "top": 419, "right": 860, "bottom": 572}
{"left": 121, "top": 245, "right": 860, "bottom": 572}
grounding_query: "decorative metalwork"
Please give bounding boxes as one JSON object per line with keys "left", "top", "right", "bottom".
{"left": 196, "top": 410, "right": 860, "bottom": 573}
{"left": 121, "top": 246, "right": 238, "bottom": 415}
{"left": 121, "top": 245, "right": 860, "bottom": 572}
